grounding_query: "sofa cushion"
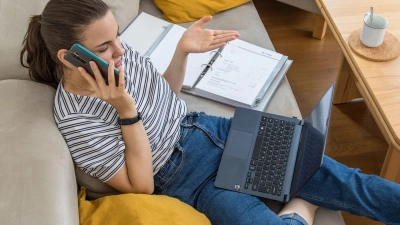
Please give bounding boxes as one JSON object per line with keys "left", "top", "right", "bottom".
{"left": 153, "top": 0, "right": 250, "bottom": 23}
{"left": 0, "top": 79, "right": 79, "bottom": 225}
{"left": 0, "top": 0, "right": 139, "bottom": 82}
{"left": 78, "top": 187, "right": 211, "bottom": 225}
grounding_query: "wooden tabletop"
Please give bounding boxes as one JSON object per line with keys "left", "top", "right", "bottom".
{"left": 315, "top": 0, "right": 400, "bottom": 146}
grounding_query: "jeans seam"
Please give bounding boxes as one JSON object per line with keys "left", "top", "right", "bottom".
{"left": 192, "top": 123, "right": 225, "bottom": 150}
{"left": 298, "top": 193, "right": 375, "bottom": 218}
{"left": 160, "top": 148, "right": 185, "bottom": 189}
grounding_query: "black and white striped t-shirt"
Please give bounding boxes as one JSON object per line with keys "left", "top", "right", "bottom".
{"left": 54, "top": 42, "right": 188, "bottom": 182}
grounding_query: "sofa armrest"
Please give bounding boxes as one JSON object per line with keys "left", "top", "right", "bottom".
{"left": 0, "top": 80, "right": 79, "bottom": 225}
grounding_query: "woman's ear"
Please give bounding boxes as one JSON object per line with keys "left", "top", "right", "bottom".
{"left": 57, "top": 49, "right": 74, "bottom": 68}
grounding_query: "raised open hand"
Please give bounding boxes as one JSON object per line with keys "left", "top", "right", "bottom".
{"left": 177, "top": 16, "right": 240, "bottom": 54}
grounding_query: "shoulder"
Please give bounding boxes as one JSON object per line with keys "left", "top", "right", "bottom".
{"left": 54, "top": 82, "right": 117, "bottom": 126}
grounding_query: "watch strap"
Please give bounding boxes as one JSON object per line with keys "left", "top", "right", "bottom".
{"left": 118, "top": 112, "right": 141, "bottom": 125}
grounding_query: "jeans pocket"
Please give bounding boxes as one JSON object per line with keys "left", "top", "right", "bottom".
{"left": 154, "top": 146, "right": 184, "bottom": 190}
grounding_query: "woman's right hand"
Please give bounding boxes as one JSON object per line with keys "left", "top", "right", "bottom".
{"left": 79, "top": 61, "right": 136, "bottom": 118}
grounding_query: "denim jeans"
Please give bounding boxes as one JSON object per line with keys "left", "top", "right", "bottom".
{"left": 153, "top": 112, "right": 400, "bottom": 225}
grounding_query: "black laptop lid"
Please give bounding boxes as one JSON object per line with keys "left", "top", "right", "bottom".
{"left": 289, "top": 83, "right": 335, "bottom": 197}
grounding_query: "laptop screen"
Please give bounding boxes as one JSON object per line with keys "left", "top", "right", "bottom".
{"left": 290, "top": 83, "right": 335, "bottom": 196}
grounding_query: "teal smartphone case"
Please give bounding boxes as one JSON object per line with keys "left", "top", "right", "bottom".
{"left": 65, "top": 43, "right": 121, "bottom": 85}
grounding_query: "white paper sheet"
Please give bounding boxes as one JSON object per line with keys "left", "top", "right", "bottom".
{"left": 195, "top": 39, "right": 283, "bottom": 105}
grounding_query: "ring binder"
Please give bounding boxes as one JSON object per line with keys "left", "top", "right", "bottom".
{"left": 201, "top": 63, "right": 213, "bottom": 71}
{"left": 210, "top": 50, "right": 222, "bottom": 58}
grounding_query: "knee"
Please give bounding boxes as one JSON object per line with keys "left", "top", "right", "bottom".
{"left": 280, "top": 213, "right": 309, "bottom": 225}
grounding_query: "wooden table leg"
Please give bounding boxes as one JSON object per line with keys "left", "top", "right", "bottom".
{"left": 380, "top": 145, "right": 400, "bottom": 183}
{"left": 333, "top": 55, "right": 362, "bottom": 104}
{"left": 313, "top": 15, "right": 327, "bottom": 39}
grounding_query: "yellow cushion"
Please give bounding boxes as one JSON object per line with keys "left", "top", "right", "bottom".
{"left": 153, "top": 0, "right": 250, "bottom": 23}
{"left": 78, "top": 187, "right": 211, "bottom": 225}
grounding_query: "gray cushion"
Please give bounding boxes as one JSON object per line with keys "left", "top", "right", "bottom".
{"left": 0, "top": 79, "right": 78, "bottom": 225}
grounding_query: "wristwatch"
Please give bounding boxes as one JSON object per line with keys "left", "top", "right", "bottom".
{"left": 118, "top": 112, "right": 142, "bottom": 126}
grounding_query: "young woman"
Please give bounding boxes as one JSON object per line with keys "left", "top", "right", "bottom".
{"left": 21, "top": 0, "right": 400, "bottom": 224}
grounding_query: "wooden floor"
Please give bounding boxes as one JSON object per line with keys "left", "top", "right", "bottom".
{"left": 252, "top": 1, "right": 388, "bottom": 224}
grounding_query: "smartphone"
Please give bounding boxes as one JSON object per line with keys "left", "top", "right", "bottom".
{"left": 65, "top": 43, "right": 122, "bottom": 86}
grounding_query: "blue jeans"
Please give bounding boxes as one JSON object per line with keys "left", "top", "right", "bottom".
{"left": 153, "top": 112, "right": 400, "bottom": 225}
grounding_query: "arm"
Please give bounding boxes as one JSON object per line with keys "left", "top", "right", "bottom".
{"left": 162, "top": 16, "right": 240, "bottom": 95}
{"left": 80, "top": 61, "right": 154, "bottom": 194}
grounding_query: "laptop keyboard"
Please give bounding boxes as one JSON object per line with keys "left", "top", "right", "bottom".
{"left": 244, "top": 116, "right": 296, "bottom": 196}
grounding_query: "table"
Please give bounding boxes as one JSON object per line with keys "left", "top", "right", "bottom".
{"left": 315, "top": 0, "right": 400, "bottom": 183}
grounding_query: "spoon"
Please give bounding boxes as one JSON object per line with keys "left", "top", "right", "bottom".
{"left": 370, "top": 7, "right": 373, "bottom": 26}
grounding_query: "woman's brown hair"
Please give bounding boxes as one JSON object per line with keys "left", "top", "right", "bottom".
{"left": 20, "top": 0, "right": 109, "bottom": 88}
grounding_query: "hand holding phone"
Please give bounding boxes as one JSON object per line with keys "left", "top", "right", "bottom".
{"left": 64, "top": 43, "right": 123, "bottom": 86}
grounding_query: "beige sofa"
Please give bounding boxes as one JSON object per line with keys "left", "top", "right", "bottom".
{"left": 0, "top": 0, "right": 344, "bottom": 224}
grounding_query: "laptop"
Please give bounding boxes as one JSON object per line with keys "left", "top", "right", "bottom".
{"left": 215, "top": 83, "right": 335, "bottom": 203}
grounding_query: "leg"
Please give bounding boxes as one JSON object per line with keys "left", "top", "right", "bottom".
{"left": 278, "top": 198, "right": 318, "bottom": 225}
{"left": 333, "top": 55, "right": 362, "bottom": 104}
{"left": 198, "top": 182, "right": 312, "bottom": 225}
{"left": 312, "top": 15, "right": 327, "bottom": 40}
{"left": 380, "top": 145, "right": 400, "bottom": 182}
{"left": 297, "top": 156, "right": 400, "bottom": 224}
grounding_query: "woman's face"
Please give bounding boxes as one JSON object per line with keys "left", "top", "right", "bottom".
{"left": 81, "top": 10, "right": 124, "bottom": 68}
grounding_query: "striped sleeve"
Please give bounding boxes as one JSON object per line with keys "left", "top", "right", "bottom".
{"left": 57, "top": 113, "right": 125, "bottom": 182}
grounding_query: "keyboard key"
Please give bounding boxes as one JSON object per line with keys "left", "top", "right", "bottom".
{"left": 252, "top": 177, "right": 260, "bottom": 191}
{"left": 252, "top": 135, "right": 263, "bottom": 160}
{"left": 272, "top": 186, "right": 278, "bottom": 195}
{"left": 258, "top": 185, "right": 271, "bottom": 194}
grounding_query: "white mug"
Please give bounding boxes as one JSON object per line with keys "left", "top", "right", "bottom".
{"left": 360, "top": 13, "right": 388, "bottom": 47}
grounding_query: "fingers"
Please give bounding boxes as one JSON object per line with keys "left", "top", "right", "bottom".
{"left": 78, "top": 66, "right": 100, "bottom": 93}
{"left": 206, "top": 32, "right": 240, "bottom": 51}
{"left": 107, "top": 60, "right": 116, "bottom": 87}
{"left": 193, "top": 15, "right": 212, "bottom": 28}
{"left": 118, "top": 66, "right": 126, "bottom": 88}
{"left": 213, "top": 32, "right": 240, "bottom": 42}
{"left": 89, "top": 61, "right": 107, "bottom": 88}
{"left": 213, "top": 30, "right": 240, "bottom": 37}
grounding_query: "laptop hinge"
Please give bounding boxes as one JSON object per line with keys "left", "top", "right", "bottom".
{"left": 299, "top": 120, "right": 305, "bottom": 126}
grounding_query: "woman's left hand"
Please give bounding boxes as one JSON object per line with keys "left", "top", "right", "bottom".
{"left": 177, "top": 16, "right": 240, "bottom": 54}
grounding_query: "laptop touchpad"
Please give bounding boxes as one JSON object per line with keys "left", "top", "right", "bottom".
{"left": 225, "top": 130, "right": 253, "bottom": 159}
